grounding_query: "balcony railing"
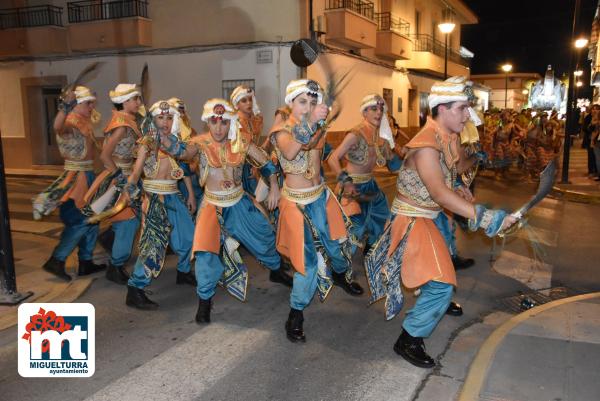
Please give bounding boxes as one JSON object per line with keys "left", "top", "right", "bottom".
{"left": 325, "top": 0, "right": 375, "bottom": 21}
{"left": 0, "top": 5, "right": 63, "bottom": 29}
{"left": 375, "top": 12, "right": 409, "bottom": 36}
{"left": 67, "top": 0, "right": 148, "bottom": 24}
{"left": 408, "top": 34, "right": 470, "bottom": 67}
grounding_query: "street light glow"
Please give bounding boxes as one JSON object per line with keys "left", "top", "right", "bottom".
{"left": 574, "top": 70, "right": 583, "bottom": 77}
{"left": 575, "top": 38, "right": 589, "bottom": 48}
{"left": 576, "top": 81, "right": 583, "bottom": 87}
{"left": 501, "top": 64, "right": 513, "bottom": 73}
{"left": 522, "top": 89, "right": 529, "bottom": 95}
{"left": 438, "top": 22, "right": 456, "bottom": 34}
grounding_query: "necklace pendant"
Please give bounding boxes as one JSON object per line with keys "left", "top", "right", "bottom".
{"left": 221, "top": 180, "right": 234, "bottom": 190}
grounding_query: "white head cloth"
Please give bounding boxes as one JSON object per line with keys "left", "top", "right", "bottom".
{"left": 230, "top": 85, "right": 261, "bottom": 115}
{"left": 360, "top": 94, "right": 395, "bottom": 148}
{"left": 284, "top": 79, "right": 323, "bottom": 106}
{"left": 201, "top": 98, "right": 239, "bottom": 142}
{"left": 149, "top": 100, "right": 180, "bottom": 135}
{"left": 74, "top": 86, "right": 96, "bottom": 104}
{"left": 428, "top": 76, "right": 481, "bottom": 126}
{"left": 109, "top": 83, "right": 140, "bottom": 104}
{"left": 167, "top": 97, "right": 188, "bottom": 138}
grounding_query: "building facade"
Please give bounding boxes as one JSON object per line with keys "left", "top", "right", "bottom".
{"left": 0, "top": 0, "right": 477, "bottom": 169}
{"left": 471, "top": 73, "right": 543, "bottom": 111}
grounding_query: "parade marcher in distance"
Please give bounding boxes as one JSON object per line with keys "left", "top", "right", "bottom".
{"left": 34, "top": 86, "right": 107, "bottom": 281}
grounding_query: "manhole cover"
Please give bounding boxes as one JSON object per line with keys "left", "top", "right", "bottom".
{"left": 497, "top": 286, "right": 584, "bottom": 314}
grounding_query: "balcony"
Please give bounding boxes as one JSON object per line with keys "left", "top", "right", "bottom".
{"left": 67, "top": 0, "right": 151, "bottom": 52}
{"left": 0, "top": 5, "right": 68, "bottom": 57}
{"left": 374, "top": 12, "right": 412, "bottom": 60}
{"left": 398, "top": 34, "right": 471, "bottom": 76}
{"left": 324, "top": 0, "right": 377, "bottom": 49}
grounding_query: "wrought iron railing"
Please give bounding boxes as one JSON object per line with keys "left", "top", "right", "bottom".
{"left": 67, "top": 0, "right": 148, "bottom": 23}
{"left": 408, "top": 34, "right": 470, "bottom": 67}
{"left": 325, "top": 0, "right": 375, "bottom": 21}
{"left": 0, "top": 5, "right": 63, "bottom": 29}
{"left": 375, "top": 12, "right": 410, "bottom": 36}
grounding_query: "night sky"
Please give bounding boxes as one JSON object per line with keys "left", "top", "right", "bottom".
{"left": 462, "top": 0, "right": 597, "bottom": 82}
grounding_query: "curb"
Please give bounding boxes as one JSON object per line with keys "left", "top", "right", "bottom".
{"left": 0, "top": 278, "right": 94, "bottom": 332}
{"left": 552, "top": 186, "right": 600, "bottom": 204}
{"left": 458, "top": 292, "right": 600, "bottom": 401}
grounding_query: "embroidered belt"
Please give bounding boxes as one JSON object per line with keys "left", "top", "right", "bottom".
{"left": 143, "top": 179, "right": 178, "bottom": 194}
{"left": 281, "top": 183, "right": 324, "bottom": 205}
{"left": 64, "top": 159, "right": 93, "bottom": 172}
{"left": 116, "top": 161, "right": 133, "bottom": 176}
{"left": 204, "top": 186, "right": 244, "bottom": 207}
{"left": 391, "top": 197, "right": 441, "bottom": 219}
{"left": 349, "top": 173, "right": 373, "bottom": 184}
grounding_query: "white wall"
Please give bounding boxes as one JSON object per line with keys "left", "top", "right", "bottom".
{"left": 306, "top": 52, "right": 411, "bottom": 129}
{"left": 0, "top": 44, "right": 299, "bottom": 139}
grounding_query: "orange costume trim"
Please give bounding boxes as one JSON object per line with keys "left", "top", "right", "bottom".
{"left": 190, "top": 133, "right": 248, "bottom": 256}
{"left": 103, "top": 110, "right": 141, "bottom": 137}
{"left": 59, "top": 114, "right": 96, "bottom": 207}
{"left": 237, "top": 112, "right": 263, "bottom": 144}
{"left": 389, "top": 118, "right": 459, "bottom": 288}
{"left": 276, "top": 191, "right": 347, "bottom": 275}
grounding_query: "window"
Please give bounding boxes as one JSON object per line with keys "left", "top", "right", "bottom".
{"left": 221, "top": 79, "right": 255, "bottom": 102}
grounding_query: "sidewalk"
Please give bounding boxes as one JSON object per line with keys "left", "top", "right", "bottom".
{"left": 459, "top": 293, "right": 600, "bottom": 401}
{"left": 553, "top": 142, "right": 600, "bottom": 204}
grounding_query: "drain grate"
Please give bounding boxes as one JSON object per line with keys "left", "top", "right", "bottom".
{"left": 497, "top": 286, "right": 585, "bottom": 314}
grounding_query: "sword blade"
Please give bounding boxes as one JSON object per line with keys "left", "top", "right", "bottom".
{"left": 514, "top": 159, "right": 557, "bottom": 217}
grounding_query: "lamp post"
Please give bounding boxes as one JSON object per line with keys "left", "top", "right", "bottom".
{"left": 438, "top": 21, "right": 455, "bottom": 79}
{"left": 501, "top": 63, "right": 513, "bottom": 109}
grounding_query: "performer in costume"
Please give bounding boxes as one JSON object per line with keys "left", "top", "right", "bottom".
{"left": 160, "top": 98, "right": 292, "bottom": 323}
{"left": 328, "top": 94, "right": 402, "bottom": 255}
{"left": 168, "top": 97, "right": 203, "bottom": 214}
{"left": 493, "top": 110, "right": 514, "bottom": 178}
{"left": 81, "top": 83, "right": 142, "bottom": 284}
{"left": 230, "top": 85, "right": 264, "bottom": 196}
{"left": 34, "top": 86, "right": 106, "bottom": 281}
{"left": 270, "top": 79, "right": 364, "bottom": 343}
{"left": 124, "top": 100, "right": 197, "bottom": 310}
{"left": 365, "top": 76, "right": 517, "bottom": 368}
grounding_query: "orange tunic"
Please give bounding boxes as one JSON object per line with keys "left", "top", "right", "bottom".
{"left": 190, "top": 133, "right": 248, "bottom": 256}
{"left": 389, "top": 118, "right": 458, "bottom": 288}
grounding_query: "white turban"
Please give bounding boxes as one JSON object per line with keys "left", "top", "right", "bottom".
{"left": 360, "top": 94, "right": 395, "bottom": 148}
{"left": 149, "top": 100, "right": 180, "bottom": 135}
{"left": 230, "top": 85, "right": 261, "bottom": 115}
{"left": 428, "top": 76, "right": 481, "bottom": 126}
{"left": 74, "top": 86, "right": 96, "bottom": 104}
{"left": 109, "top": 83, "right": 140, "bottom": 104}
{"left": 284, "top": 79, "right": 323, "bottom": 106}
{"left": 201, "top": 98, "right": 239, "bottom": 142}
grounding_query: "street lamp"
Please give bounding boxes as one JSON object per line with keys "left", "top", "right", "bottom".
{"left": 501, "top": 63, "right": 513, "bottom": 109}
{"left": 438, "top": 18, "right": 455, "bottom": 80}
{"left": 574, "top": 70, "right": 583, "bottom": 77}
{"left": 575, "top": 37, "right": 589, "bottom": 49}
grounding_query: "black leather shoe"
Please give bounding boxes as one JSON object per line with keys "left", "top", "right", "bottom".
{"left": 42, "top": 257, "right": 71, "bottom": 282}
{"left": 105, "top": 263, "right": 129, "bottom": 285}
{"left": 393, "top": 329, "right": 435, "bottom": 368}
{"left": 195, "top": 298, "right": 212, "bottom": 324}
{"left": 269, "top": 268, "right": 293, "bottom": 288}
{"left": 446, "top": 301, "right": 463, "bottom": 316}
{"left": 452, "top": 255, "right": 475, "bottom": 270}
{"left": 331, "top": 271, "right": 364, "bottom": 296}
{"left": 285, "top": 308, "right": 306, "bottom": 343}
{"left": 126, "top": 285, "right": 159, "bottom": 310}
{"left": 78, "top": 260, "right": 107, "bottom": 276}
{"left": 176, "top": 270, "right": 197, "bottom": 286}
